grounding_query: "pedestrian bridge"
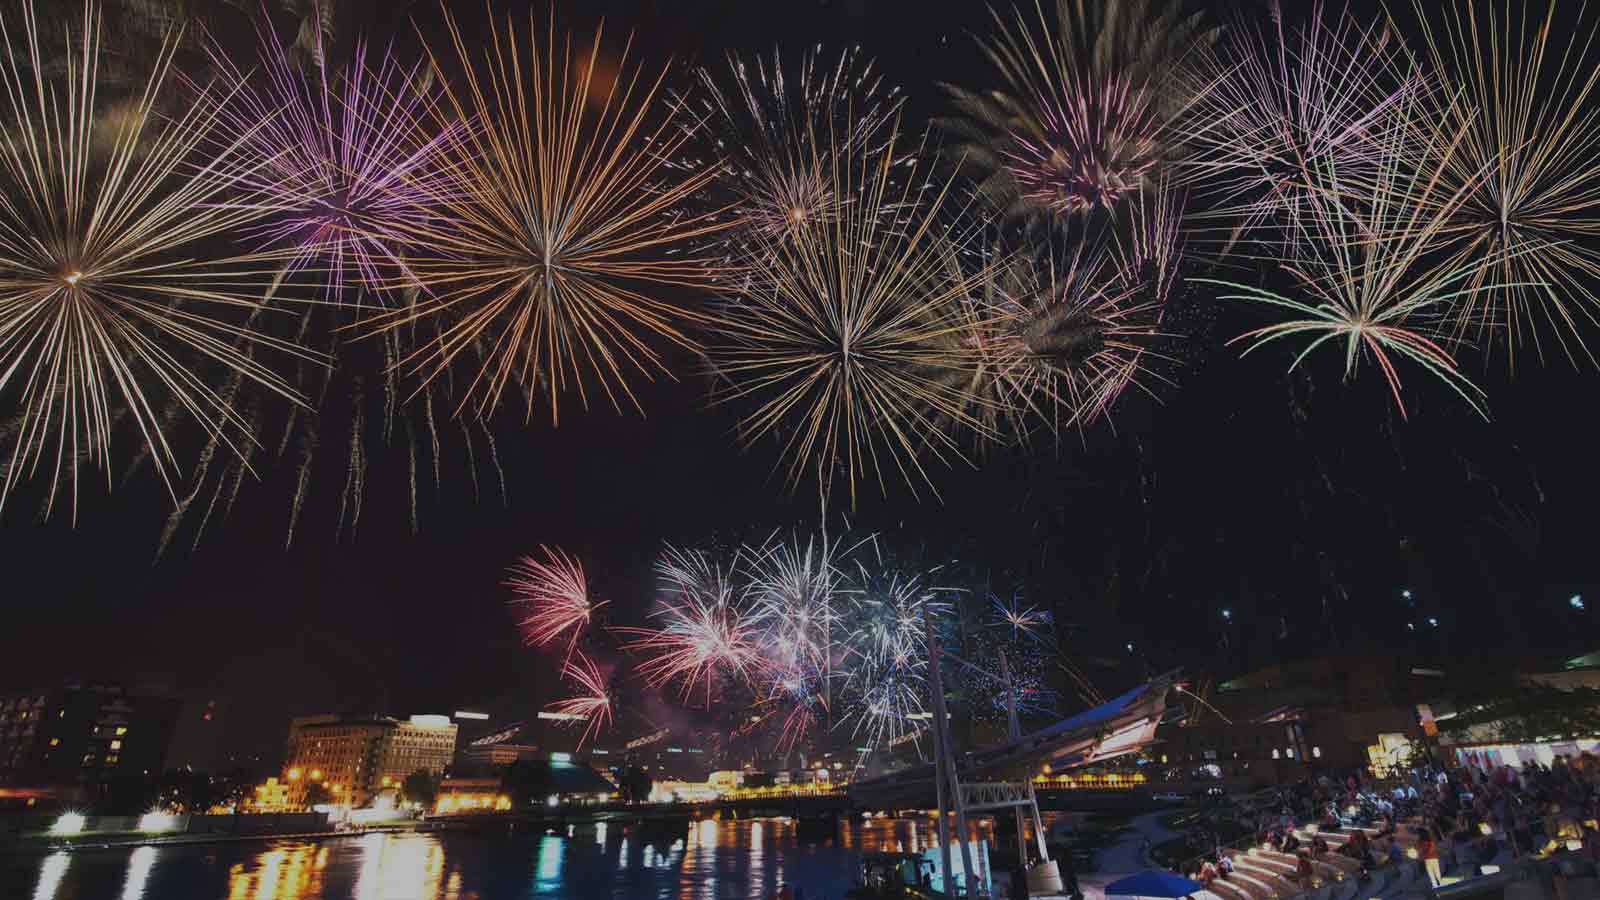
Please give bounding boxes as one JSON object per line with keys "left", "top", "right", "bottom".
{"left": 847, "top": 673, "right": 1175, "bottom": 809}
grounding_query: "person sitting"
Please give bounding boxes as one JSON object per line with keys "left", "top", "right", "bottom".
{"left": 1296, "top": 852, "right": 1315, "bottom": 889}
{"left": 1200, "top": 860, "right": 1219, "bottom": 886}
{"left": 1219, "top": 855, "right": 1235, "bottom": 879}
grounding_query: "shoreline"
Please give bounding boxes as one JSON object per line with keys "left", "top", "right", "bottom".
{"left": 0, "top": 823, "right": 427, "bottom": 858}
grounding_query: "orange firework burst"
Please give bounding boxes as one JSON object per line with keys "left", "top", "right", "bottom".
{"left": 706, "top": 123, "right": 1002, "bottom": 506}
{"left": 0, "top": 0, "right": 316, "bottom": 520}
{"left": 1412, "top": 0, "right": 1600, "bottom": 368}
{"left": 361, "top": 6, "right": 729, "bottom": 424}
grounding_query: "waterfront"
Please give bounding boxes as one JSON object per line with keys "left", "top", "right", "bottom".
{"left": 1, "top": 816, "right": 999, "bottom": 899}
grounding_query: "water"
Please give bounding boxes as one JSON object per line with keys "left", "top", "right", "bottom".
{"left": 0, "top": 816, "right": 1001, "bottom": 899}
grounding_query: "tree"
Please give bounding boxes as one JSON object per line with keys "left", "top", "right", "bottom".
{"left": 617, "top": 767, "right": 653, "bottom": 804}
{"left": 400, "top": 769, "right": 439, "bottom": 809}
{"left": 1441, "top": 679, "right": 1600, "bottom": 744}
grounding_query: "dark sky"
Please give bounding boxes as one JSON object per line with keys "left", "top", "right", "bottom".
{"left": 3, "top": 0, "right": 1597, "bottom": 762}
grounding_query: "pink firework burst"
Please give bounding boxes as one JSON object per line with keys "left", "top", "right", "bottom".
{"left": 1003, "top": 74, "right": 1163, "bottom": 216}
{"left": 507, "top": 546, "right": 606, "bottom": 658}
{"left": 546, "top": 652, "right": 613, "bottom": 750}
{"left": 208, "top": 20, "right": 457, "bottom": 306}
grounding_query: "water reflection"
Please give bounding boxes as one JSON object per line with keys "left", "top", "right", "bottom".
{"left": 6, "top": 814, "right": 1007, "bottom": 900}
{"left": 31, "top": 852, "right": 68, "bottom": 900}
{"left": 120, "top": 848, "right": 157, "bottom": 900}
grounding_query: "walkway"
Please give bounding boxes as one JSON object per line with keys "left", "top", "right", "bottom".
{"left": 1076, "top": 811, "right": 1184, "bottom": 900}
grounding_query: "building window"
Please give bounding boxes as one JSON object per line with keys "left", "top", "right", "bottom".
{"left": 1312, "top": 747, "right": 1322, "bottom": 759}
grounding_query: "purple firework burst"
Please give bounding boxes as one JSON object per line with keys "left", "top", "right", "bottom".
{"left": 210, "top": 19, "right": 458, "bottom": 306}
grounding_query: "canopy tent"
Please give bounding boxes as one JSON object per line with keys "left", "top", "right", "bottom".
{"left": 1105, "top": 870, "right": 1205, "bottom": 898}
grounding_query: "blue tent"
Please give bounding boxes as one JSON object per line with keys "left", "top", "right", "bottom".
{"left": 1105, "top": 870, "right": 1206, "bottom": 898}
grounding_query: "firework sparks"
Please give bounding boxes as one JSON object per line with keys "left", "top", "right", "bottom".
{"left": 941, "top": 0, "right": 1218, "bottom": 223}
{"left": 1412, "top": 0, "right": 1600, "bottom": 367}
{"left": 621, "top": 547, "right": 765, "bottom": 707}
{"left": 0, "top": 0, "right": 316, "bottom": 520}
{"left": 209, "top": 20, "right": 458, "bottom": 307}
{"left": 707, "top": 122, "right": 999, "bottom": 506}
{"left": 1177, "top": 2, "right": 1423, "bottom": 251}
{"left": 949, "top": 241, "right": 1162, "bottom": 442}
{"left": 686, "top": 46, "right": 904, "bottom": 247}
{"left": 992, "top": 595, "right": 1052, "bottom": 643}
{"left": 362, "top": 7, "right": 729, "bottom": 424}
{"left": 834, "top": 545, "right": 955, "bottom": 754}
{"left": 507, "top": 546, "right": 606, "bottom": 657}
{"left": 546, "top": 651, "right": 613, "bottom": 750}
{"left": 1196, "top": 87, "right": 1528, "bottom": 418}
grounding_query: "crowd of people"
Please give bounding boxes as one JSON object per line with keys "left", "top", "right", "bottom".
{"left": 1185, "top": 752, "right": 1600, "bottom": 897}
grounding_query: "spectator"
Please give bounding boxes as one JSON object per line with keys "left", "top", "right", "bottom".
{"left": 1419, "top": 828, "right": 1442, "bottom": 887}
{"left": 1295, "top": 853, "right": 1315, "bottom": 890}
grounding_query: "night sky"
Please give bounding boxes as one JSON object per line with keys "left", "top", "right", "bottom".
{"left": 2, "top": 0, "right": 1597, "bottom": 763}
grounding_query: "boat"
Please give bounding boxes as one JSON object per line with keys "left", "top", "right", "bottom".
{"left": 844, "top": 852, "right": 947, "bottom": 899}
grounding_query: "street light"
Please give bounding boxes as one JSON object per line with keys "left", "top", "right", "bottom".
{"left": 1221, "top": 609, "right": 1232, "bottom": 622}
{"left": 1427, "top": 617, "right": 1439, "bottom": 628}
{"left": 1571, "top": 595, "right": 1585, "bottom": 611}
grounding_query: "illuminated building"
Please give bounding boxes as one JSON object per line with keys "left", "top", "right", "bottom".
{"left": 432, "top": 777, "right": 512, "bottom": 815}
{"left": 281, "top": 714, "right": 457, "bottom": 808}
{"left": 0, "top": 682, "right": 181, "bottom": 788}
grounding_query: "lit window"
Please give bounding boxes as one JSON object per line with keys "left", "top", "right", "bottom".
{"left": 49, "top": 738, "right": 60, "bottom": 747}
{"left": 1312, "top": 746, "right": 1322, "bottom": 758}
{"left": 110, "top": 740, "right": 122, "bottom": 750}
{"left": 115, "top": 726, "right": 128, "bottom": 736}
{"left": 1271, "top": 749, "right": 1280, "bottom": 759}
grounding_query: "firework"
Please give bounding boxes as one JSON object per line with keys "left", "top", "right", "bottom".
{"left": 1176, "top": 2, "right": 1422, "bottom": 251}
{"left": 744, "top": 532, "right": 851, "bottom": 753}
{"left": 685, "top": 46, "right": 903, "bottom": 248}
{"left": 834, "top": 544, "right": 955, "bottom": 754}
{"left": 948, "top": 240, "right": 1162, "bottom": 442}
{"left": 0, "top": 0, "right": 315, "bottom": 520}
{"left": 362, "top": 8, "right": 729, "bottom": 424}
{"left": 940, "top": 0, "right": 1218, "bottom": 223}
{"left": 1196, "top": 87, "right": 1524, "bottom": 418}
{"left": 546, "top": 651, "right": 613, "bottom": 750}
{"left": 622, "top": 547, "right": 765, "bottom": 707}
{"left": 1412, "top": 0, "right": 1600, "bottom": 367}
{"left": 992, "top": 595, "right": 1052, "bottom": 643}
{"left": 507, "top": 546, "right": 606, "bottom": 657}
{"left": 208, "top": 20, "right": 458, "bottom": 307}
{"left": 707, "top": 122, "right": 999, "bottom": 506}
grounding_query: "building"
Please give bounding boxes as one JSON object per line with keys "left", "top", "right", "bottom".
{"left": 433, "top": 776, "right": 511, "bottom": 815}
{"left": 164, "top": 697, "right": 227, "bottom": 773}
{"left": 462, "top": 742, "right": 544, "bottom": 767}
{"left": 281, "top": 714, "right": 457, "bottom": 809}
{"left": 1152, "top": 656, "right": 1442, "bottom": 784}
{"left": 0, "top": 682, "right": 182, "bottom": 788}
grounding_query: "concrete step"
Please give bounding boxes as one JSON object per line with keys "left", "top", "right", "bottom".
{"left": 1227, "top": 868, "right": 1286, "bottom": 900}
{"left": 1230, "top": 860, "right": 1300, "bottom": 896}
{"left": 1207, "top": 879, "right": 1254, "bottom": 900}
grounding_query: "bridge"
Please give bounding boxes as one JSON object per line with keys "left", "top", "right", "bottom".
{"left": 847, "top": 673, "right": 1175, "bottom": 809}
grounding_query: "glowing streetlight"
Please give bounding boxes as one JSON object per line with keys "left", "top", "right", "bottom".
{"left": 1221, "top": 609, "right": 1232, "bottom": 622}
{"left": 1571, "top": 595, "right": 1585, "bottom": 611}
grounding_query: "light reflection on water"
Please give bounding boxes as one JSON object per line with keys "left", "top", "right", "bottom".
{"left": 5, "top": 816, "right": 1001, "bottom": 900}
